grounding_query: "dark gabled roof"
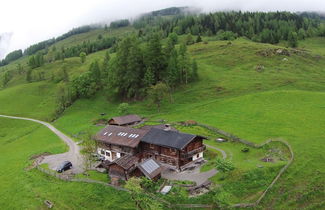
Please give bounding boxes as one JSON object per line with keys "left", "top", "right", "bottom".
{"left": 141, "top": 128, "right": 204, "bottom": 150}
{"left": 94, "top": 125, "right": 149, "bottom": 148}
{"left": 110, "top": 155, "right": 139, "bottom": 170}
{"left": 137, "top": 158, "right": 163, "bottom": 180}
{"left": 108, "top": 114, "right": 142, "bottom": 126}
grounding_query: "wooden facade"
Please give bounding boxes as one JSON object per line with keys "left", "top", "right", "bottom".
{"left": 140, "top": 137, "right": 205, "bottom": 169}
{"left": 95, "top": 124, "right": 207, "bottom": 178}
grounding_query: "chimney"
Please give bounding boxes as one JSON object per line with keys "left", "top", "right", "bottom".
{"left": 164, "top": 124, "right": 171, "bottom": 131}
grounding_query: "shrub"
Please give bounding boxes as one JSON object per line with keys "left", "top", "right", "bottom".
{"left": 117, "top": 103, "right": 130, "bottom": 115}
{"left": 215, "top": 158, "right": 235, "bottom": 173}
{"left": 241, "top": 147, "right": 250, "bottom": 153}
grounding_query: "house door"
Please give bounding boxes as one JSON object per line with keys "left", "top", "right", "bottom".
{"left": 112, "top": 152, "right": 117, "bottom": 160}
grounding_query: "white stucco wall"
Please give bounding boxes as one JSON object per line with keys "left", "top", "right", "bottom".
{"left": 192, "top": 152, "right": 203, "bottom": 161}
{"left": 98, "top": 148, "right": 113, "bottom": 161}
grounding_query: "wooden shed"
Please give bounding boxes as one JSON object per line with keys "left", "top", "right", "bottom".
{"left": 108, "top": 155, "right": 139, "bottom": 180}
{"left": 108, "top": 114, "right": 142, "bottom": 126}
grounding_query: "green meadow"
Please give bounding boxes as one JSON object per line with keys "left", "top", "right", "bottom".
{"left": 0, "top": 118, "right": 132, "bottom": 209}
{"left": 0, "top": 31, "right": 324, "bottom": 208}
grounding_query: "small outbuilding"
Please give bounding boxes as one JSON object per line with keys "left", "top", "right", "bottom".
{"left": 108, "top": 114, "right": 142, "bottom": 126}
{"left": 136, "top": 158, "right": 163, "bottom": 181}
{"left": 108, "top": 155, "right": 139, "bottom": 181}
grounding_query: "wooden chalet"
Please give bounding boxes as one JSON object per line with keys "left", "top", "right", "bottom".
{"left": 94, "top": 123, "right": 206, "bottom": 180}
{"left": 140, "top": 128, "right": 206, "bottom": 170}
{"left": 108, "top": 114, "right": 142, "bottom": 126}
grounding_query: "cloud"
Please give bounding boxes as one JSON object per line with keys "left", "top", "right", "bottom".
{"left": 0, "top": 0, "right": 324, "bottom": 59}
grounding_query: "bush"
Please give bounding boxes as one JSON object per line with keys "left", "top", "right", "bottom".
{"left": 216, "top": 30, "right": 237, "bottom": 41}
{"left": 215, "top": 158, "right": 235, "bottom": 173}
{"left": 117, "top": 103, "right": 130, "bottom": 115}
{"left": 241, "top": 147, "right": 250, "bottom": 153}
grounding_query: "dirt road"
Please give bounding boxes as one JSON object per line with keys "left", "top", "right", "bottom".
{"left": 0, "top": 114, "right": 84, "bottom": 174}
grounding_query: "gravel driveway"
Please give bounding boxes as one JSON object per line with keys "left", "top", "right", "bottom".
{"left": 0, "top": 114, "right": 84, "bottom": 174}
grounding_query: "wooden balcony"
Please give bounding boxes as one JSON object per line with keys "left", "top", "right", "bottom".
{"left": 181, "top": 145, "right": 206, "bottom": 158}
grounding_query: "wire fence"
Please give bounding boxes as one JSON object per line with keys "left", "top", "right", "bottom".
{"left": 35, "top": 123, "right": 294, "bottom": 209}
{"left": 35, "top": 165, "right": 128, "bottom": 191}
{"left": 197, "top": 123, "right": 295, "bottom": 208}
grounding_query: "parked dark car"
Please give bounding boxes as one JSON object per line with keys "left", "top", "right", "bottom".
{"left": 56, "top": 161, "right": 72, "bottom": 173}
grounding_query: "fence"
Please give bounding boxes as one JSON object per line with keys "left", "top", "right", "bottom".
{"left": 35, "top": 123, "right": 294, "bottom": 209}
{"left": 197, "top": 123, "right": 295, "bottom": 208}
{"left": 35, "top": 166, "right": 128, "bottom": 191}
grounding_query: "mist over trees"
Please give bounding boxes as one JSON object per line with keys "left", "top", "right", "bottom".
{"left": 133, "top": 11, "right": 324, "bottom": 44}
{"left": 2, "top": 10, "right": 325, "bottom": 67}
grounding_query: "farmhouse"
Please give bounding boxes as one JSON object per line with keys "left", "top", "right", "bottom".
{"left": 140, "top": 128, "right": 206, "bottom": 170}
{"left": 108, "top": 114, "right": 142, "bottom": 126}
{"left": 94, "top": 123, "right": 206, "bottom": 177}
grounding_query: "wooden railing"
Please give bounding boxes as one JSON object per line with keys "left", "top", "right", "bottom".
{"left": 180, "top": 145, "right": 206, "bottom": 158}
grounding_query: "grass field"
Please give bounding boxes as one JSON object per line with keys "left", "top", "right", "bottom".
{"left": 0, "top": 32, "right": 324, "bottom": 209}
{"left": 0, "top": 118, "right": 132, "bottom": 209}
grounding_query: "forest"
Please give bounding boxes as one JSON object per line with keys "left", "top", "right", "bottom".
{"left": 1, "top": 11, "right": 325, "bottom": 67}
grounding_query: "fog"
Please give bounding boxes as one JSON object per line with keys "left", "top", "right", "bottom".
{"left": 1, "top": 0, "right": 324, "bottom": 59}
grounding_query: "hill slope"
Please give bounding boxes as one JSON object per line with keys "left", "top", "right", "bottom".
{"left": 0, "top": 27, "right": 324, "bottom": 209}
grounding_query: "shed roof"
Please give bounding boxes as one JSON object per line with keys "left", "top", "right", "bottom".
{"left": 141, "top": 128, "right": 204, "bottom": 150}
{"left": 137, "top": 158, "right": 163, "bottom": 179}
{"left": 108, "top": 114, "right": 142, "bottom": 126}
{"left": 111, "top": 155, "right": 139, "bottom": 170}
{"left": 94, "top": 125, "right": 148, "bottom": 148}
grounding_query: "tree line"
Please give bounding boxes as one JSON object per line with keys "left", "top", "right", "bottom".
{"left": 2, "top": 11, "right": 324, "bottom": 67}
{"left": 0, "top": 50, "right": 23, "bottom": 66}
{"left": 133, "top": 11, "right": 324, "bottom": 45}
{"left": 51, "top": 32, "right": 198, "bottom": 117}
{"left": 108, "top": 33, "right": 198, "bottom": 99}
{"left": 0, "top": 25, "right": 98, "bottom": 67}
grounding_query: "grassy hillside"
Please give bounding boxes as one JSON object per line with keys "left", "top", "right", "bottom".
{"left": 0, "top": 29, "right": 324, "bottom": 209}
{"left": 0, "top": 118, "right": 132, "bottom": 209}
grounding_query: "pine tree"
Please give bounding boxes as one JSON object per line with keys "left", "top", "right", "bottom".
{"left": 28, "top": 56, "right": 36, "bottom": 69}
{"left": 89, "top": 61, "right": 101, "bottom": 84}
{"left": 148, "top": 82, "right": 169, "bottom": 112}
{"left": 185, "top": 33, "right": 194, "bottom": 45}
{"left": 288, "top": 31, "right": 298, "bottom": 48}
{"left": 109, "top": 35, "right": 145, "bottom": 99}
{"left": 164, "top": 33, "right": 178, "bottom": 57}
{"left": 143, "top": 67, "right": 155, "bottom": 88}
{"left": 196, "top": 35, "right": 202, "bottom": 43}
{"left": 80, "top": 52, "right": 87, "bottom": 63}
{"left": 178, "top": 44, "right": 191, "bottom": 84}
{"left": 102, "top": 51, "right": 110, "bottom": 81}
{"left": 166, "top": 49, "right": 179, "bottom": 88}
{"left": 145, "top": 33, "right": 166, "bottom": 81}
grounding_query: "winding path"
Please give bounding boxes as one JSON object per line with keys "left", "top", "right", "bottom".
{"left": 205, "top": 144, "right": 227, "bottom": 159}
{"left": 0, "top": 114, "right": 84, "bottom": 174}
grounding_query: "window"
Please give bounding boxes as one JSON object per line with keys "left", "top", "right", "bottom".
{"left": 100, "top": 150, "right": 105, "bottom": 155}
{"left": 105, "top": 152, "right": 110, "bottom": 157}
{"left": 197, "top": 154, "right": 200, "bottom": 158}
{"left": 149, "top": 144, "right": 155, "bottom": 149}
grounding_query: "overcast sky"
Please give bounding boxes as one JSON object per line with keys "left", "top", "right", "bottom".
{"left": 0, "top": 0, "right": 324, "bottom": 59}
